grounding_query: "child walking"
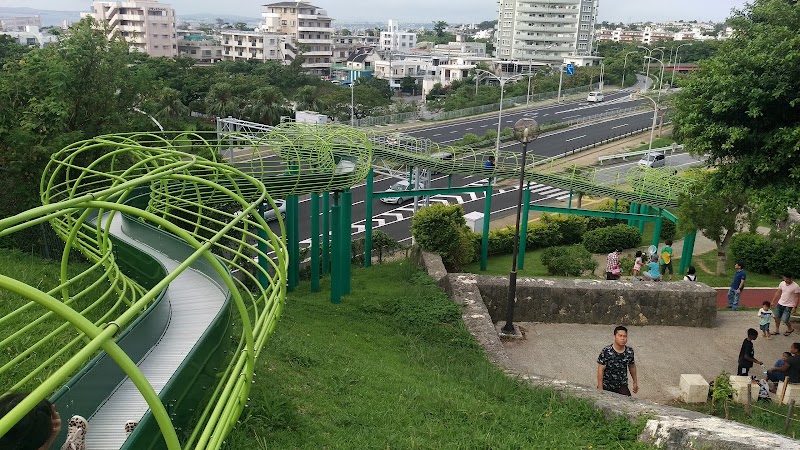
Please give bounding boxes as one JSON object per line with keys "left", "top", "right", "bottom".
{"left": 758, "top": 301, "right": 774, "bottom": 339}
{"left": 632, "top": 250, "right": 643, "bottom": 280}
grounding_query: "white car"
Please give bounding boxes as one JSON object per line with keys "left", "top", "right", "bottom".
{"left": 638, "top": 152, "right": 666, "bottom": 168}
{"left": 380, "top": 180, "right": 425, "bottom": 204}
{"left": 587, "top": 91, "right": 604, "bottom": 102}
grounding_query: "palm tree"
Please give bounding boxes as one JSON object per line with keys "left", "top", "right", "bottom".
{"left": 293, "top": 85, "right": 318, "bottom": 111}
{"left": 154, "top": 87, "right": 190, "bottom": 119}
{"left": 205, "top": 83, "right": 240, "bottom": 118}
{"left": 244, "top": 86, "right": 286, "bottom": 125}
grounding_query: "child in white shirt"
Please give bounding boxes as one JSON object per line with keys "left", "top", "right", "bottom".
{"left": 758, "top": 301, "right": 773, "bottom": 339}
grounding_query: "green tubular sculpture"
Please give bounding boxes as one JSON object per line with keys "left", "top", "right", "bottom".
{"left": 0, "top": 123, "right": 687, "bottom": 449}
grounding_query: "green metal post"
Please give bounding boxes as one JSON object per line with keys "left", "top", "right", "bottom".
{"left": 480, "top": 178, "right": 493, "bottom": 271}
{"left": 678, "top": 232, "right": 690, "bottom": 274}
{"left": 310, "top": 193, "right": 320, "bottom": 292}
{"left": 364, "top": 169, "right": 374, "bottom": 268}
{"left": 683, "top": 230, "right": 697, "bottom": 272}
{"left": 447, "top": 174, "right": 452, "bottom": 189}
{"left": 287, "top": 195, "right": 300, "bottom": 291}
{"left": 651, "top": 209, "right": 663, "bottom": 248}
{"left": 638, "top": 205, "right": 647, "bottom": 234}
{"left": 257, "top": 202, "right": 268, "bottom": 289}
{"left": 568, "top": 190, "right": 573, "bottom": 209}
{"left": 628, "top": 203, "right": 637, "bottom": 226}
{"left": 517, "top": 183, "right": 531, "bottom": 270}
{"left": 322, "top": 192, "right": 330, "bottom": 275}
{"left": 331, "top": 192, "right": 341, "bottom": 304}
{"left": 343, "top": 190, "right": 352, "bottom": 295}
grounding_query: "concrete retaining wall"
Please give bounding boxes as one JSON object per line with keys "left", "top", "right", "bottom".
{"left": 415, "top": 250, "right": 797, "bottom": 449}
{"left": 476, "top": 276, "right": 717, "bottom": 327}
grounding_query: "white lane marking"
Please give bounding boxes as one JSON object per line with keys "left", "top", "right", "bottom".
{"left": 432, "top": 133, "right": 442, "bottom": 137}
{"left": 565, "top": 134, "right": 587, "bottom": 142}
{"left": 450, "top": 130, "right": 459, "bottom": 134}
{"left": 465, "top": 127, "right": 473, "bottom": 131}
{"left": 561, "top": 115, "right": 580, "bottom": 120}
{"left": 611, "top": 123, "right": 628, "bottom": 129}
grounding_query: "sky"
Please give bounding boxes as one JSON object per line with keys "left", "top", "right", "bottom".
{"left": 0, "top": 0, "right": 750, "bottom": 24}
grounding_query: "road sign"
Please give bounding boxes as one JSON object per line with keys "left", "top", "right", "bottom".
{"left": 565, "top": 64, "right": 575, "bottom": 76}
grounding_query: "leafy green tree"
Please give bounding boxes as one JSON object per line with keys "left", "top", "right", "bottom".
{"left": 0, "top": 34, "right": 29, "bottom": 65}
{"left": 294, "top": 85, "right": 320, "bottom": 111}
{"left": 433, "top": 21, "right": 448, "bottom": 38}
{"left": 204, "top": 82, "right": 241, "bottom": 118}
{"left": 673, "top": 0, "right": 800, "bottom": 215}
{"left": 0, "top": 17, "right": 152, "bottom": 251}
{"left": 678, "top": 170, "right": 751, "bottom": 275}
{"left": 243, "top": 86, "right": 288, "bottom": 125}
{"left": 355, "top": 76, "right": 392, "bottom": 100}
{"left": 400, "top": 76, "right": 417, "bottom": 94}
{"left": 153, "top": 87, "right": 190, "bottom": 119}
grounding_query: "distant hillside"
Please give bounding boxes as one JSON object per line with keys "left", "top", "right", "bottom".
{"left": 0, "top": 7, "right": 261, "bottom": 28}
{"left": 0, "top": 6, "right": 82, "bottom": 27}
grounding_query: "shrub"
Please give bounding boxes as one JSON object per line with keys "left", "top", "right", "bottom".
{"left": 586, "top": 199, "right": 630, "bottom": 231}
{"left": 540, "top": 213, "right": 587, "bottom": 245}
{"left": 768, "top": 237, "right": 800, "bottom": 278}
{"left": 483, "top": 129, "right": 498, "bottom": 141}
{"left": 411, "top": 203, "right": 475, "bottom": 270}
{"left": 660, "top": 219, "right": 676, "bottom": 242}
{"left": 582, "top": 225, "right": 642, "bottom": 254}
{"left": 525, "top": 221, "right": 562, "bottom": 250}
{"left": 372, "top": 230, "right": 403, "bottom": 263}
{"left": 540, "top": 245, "right": 598, "bottom": 276}
{"left": 730, "top": 232, "right": 773, "bottom": 274}
{"left": 487, "top": 226, "right": 516, "bottom": 255}
{"left": 459, "top": 133, "right": 481, "bottom": 146}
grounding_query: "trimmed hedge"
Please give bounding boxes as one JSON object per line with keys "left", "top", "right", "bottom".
{"left": 412, "top": 204, "right": 475, "bottom": 270}
{"left": 582, "top": 224, "right": 642, "bottom": 254}
{"left": 586, "top": 199, "right": 631, "bottom": 231}
{"left": 482, "top": 213, "right": 588, "bottom": 256}
{"left": 540, "top": 245, "right": 598, "bottom": 276}
{"left": 660, "top": 219, "right": 677, "bottom": 241}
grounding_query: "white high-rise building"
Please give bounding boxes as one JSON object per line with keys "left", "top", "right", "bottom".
{"left": 261, "top": 1, "right": 334, "bottom": 74}
{"left": 85, "top": 0, "right": 177, "bottom": 57}
{"left": 380, "top": 20, "right": 416, "bottom": 52}
{"left": 495, "top": 0, "right": 598, "bottom": 64}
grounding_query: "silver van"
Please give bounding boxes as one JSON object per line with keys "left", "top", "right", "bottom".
{"left": 587, "top": 91, "right": 604, "bottom": 102}
{"left": 637, "top": 152, "right": 666, "bottom": 168}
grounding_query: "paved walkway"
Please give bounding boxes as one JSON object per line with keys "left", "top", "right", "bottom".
{"left": 505, "top": 311, "right": 798, "bottom": 404}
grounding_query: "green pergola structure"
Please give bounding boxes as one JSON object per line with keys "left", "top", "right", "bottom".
{"left": 0, "top": 122, "right": 697, "bottom": 450}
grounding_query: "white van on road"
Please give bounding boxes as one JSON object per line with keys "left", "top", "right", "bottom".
{"left": 638, "top": 152, "right": 666, "bottom": 168}
{"left": 587, "top": 91, "right": 604, "bottom": 102}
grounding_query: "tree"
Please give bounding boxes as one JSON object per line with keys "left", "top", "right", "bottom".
{"left": 294, "top": 85, "right": 320, "bottom": 111}
{"left": 678, "top": 170, "right": 751, "bottom": 275}
{"left": 243, "top": 86, "right": 287, "bottom": 125}
{"left": 354, "top": 76, "right": 392, "bottom": 100}
{"left": 204, "top": 82, "right": 241, "bottom": 118}
{"left": 673, "top": 0, "right": 800, "bottom": 214}
{"left": 153, "top": 87, "right": 190, "bottom": 119}
{"left": 433, "top": 21, "right": 448, "bottom": 38}
{"left": 399, "top": 76, "right": 417, "bottom": 95}
{"left": 0, "top": 17, "right": 153, "bottom": 251}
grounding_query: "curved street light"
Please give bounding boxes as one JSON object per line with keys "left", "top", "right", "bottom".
{"left": 637, "top": 46, "right": 653, "bottom": 91}
{"left": 670, "top": 43, "right": 692, "bottom": 89}
{"left": 473, "top": 68, "right": 530, "bottom": 160}
{"left": 631, "top": 92, "right": 659, "bottom": 151}
{"left": 645, "top": 55, "right": 666, "bottom": 102}
{"left": 621, "top": 51, "right": 638, "bottom": 90}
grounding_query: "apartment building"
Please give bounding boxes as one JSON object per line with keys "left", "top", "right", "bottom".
{"left": 380, "top": 20, "right": 417, "bottom": 52}
{"left": 0, "top": 16, "right": 42, "bottom": 31}
{"left": 86, "top": 0, "right": 177, "bottom": 57}
{"left": 332, "top": 32, "right": 379, "bottom": 64}
{"left": 261, "top": 1, "right": 334, "bottom": 75}
{"left": 177, "top": 33, "right": 223, "bottom": 64}
{"left": 495, "top": 0, "right": 598, "bottom": 64}
{"left": 0, "top": 25, "right": 58, "bottom": 48}
{"left": 596, "top": 26, "right": 673, "bottom": 44}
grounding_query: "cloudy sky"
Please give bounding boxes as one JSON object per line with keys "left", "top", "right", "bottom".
{"left": 0, "top": 0, "right": 749, "bottom": 23}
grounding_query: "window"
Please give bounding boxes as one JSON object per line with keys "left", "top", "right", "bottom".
{"left": 582, "top": 5, "right": 592, "bottom": 11}
{"left": 579, "top": 34, "right": 588, "bottom": 40}
{"left": 582, "top": 15, "right": 590, "bottom": 21}
{"left": 580, "top": 24, "right": 589, "bottom": 30}
{"left": 578, "top": 43, "right": 587, "bottom": 49}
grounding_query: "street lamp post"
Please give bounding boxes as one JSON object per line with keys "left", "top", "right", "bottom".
{"left": 670, "top": 43, "right": 692, "bottom": 89}
{"left": 349, "top": 82, "right": 355, "bottom": 126}
{"left": 632, "top": 92, "right": 659, "bottom": 150}
{"left": 502, "top": 117, "right": 540, "bottom": 335}
{"left": 621, "top": 51, "right": 637, "bottom": 90}
{"left": 473, "top": 68, "right": 528, "bottom": 160}
{"left": 646, "top": 56, "right": 666, "bottom": 102}
{"left": 637, "top": 46, "right": 653, "bottom": 91}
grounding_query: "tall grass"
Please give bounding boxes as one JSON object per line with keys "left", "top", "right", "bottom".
{"left": 222, "top": 260, "right": 652, "bottom": 449}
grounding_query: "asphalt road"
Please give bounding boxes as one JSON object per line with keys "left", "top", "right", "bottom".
{"left": 259, "top": 79, "right": 670, "bottom": 252}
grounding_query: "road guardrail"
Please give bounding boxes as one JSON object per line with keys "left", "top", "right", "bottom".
{"left": 598, "top": 143, "right": 683, "bottom": 164}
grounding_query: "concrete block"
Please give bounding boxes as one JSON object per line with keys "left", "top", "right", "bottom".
{"left": 679, "top": 374, "right": 709, "bottom": 403}
{"left": 729, "top": 376, "right": 759, "bottom": 404}
{"left": 776, "top": 382, "right": 800, "bottom": 405}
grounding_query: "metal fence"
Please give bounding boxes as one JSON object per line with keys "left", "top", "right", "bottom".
{"left": 352, "top": 111, "right": 418, "bottom": 127}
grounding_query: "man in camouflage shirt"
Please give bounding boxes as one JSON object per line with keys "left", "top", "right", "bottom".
{"left": 597, "top": 326, "right": 639, "bottom": 396}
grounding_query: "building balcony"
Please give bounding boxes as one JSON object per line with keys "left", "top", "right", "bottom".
{"left": 303, "top": 50, "right": 332, "bottom": 56}
{"left": 302, "top": 61, "right": 331, "bottom": 68}
{"left": 298, "top": 26, "right": 334, "bottom": 33}
{"left": 297, "top": 13, "right": 330, "bottom": 20}
{"left": 297, "top": 38, "right": 331, "bottom": 44}
{"left": 516, "top": 5, "right": 573, "bottom": 14}
{"left": 516, "top": 24, "right": 577, "bottom": 33}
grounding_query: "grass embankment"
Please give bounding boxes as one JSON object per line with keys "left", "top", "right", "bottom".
{"left": 0, "top": 248, "right": 114, "bottom": 393}
{"left": 223, "top": 261, "right": 652, "bottom": 449}
{"left": 674, "top": 398, "right": 800, "bottom": 438}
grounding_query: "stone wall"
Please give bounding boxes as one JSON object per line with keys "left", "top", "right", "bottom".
{"left": 475, "top": 276, "right": 717, "bottom": 327}
{"left": 415, "top": 250, "right": 797, "bottom": 449}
